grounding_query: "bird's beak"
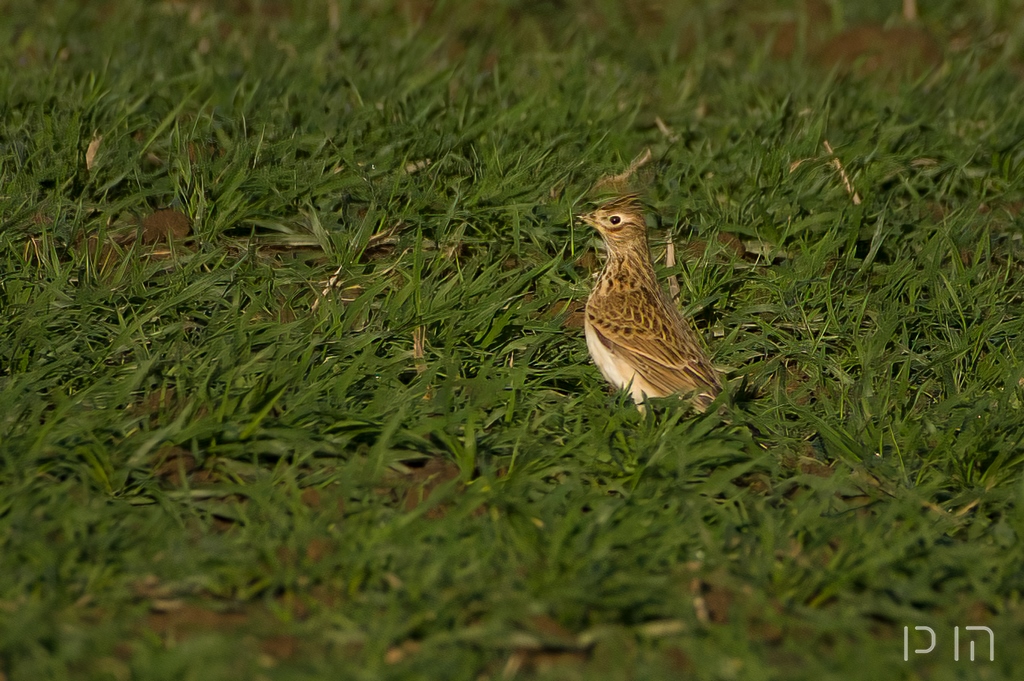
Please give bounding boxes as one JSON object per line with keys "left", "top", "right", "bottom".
{"left": 578, "top": 211, "right": 597, "bottom": 227}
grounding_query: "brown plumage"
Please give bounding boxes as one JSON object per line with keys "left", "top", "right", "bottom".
{"left": 579, "top": 195, "right": 720, "bottom": 410}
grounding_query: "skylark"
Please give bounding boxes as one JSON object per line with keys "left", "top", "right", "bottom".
{"left": 580, "top": 195, "right": 721, "bottom": 410}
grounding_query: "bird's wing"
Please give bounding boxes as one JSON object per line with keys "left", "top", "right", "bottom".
{"left": 586, "top": 290, "right": 720, "bottom": 400}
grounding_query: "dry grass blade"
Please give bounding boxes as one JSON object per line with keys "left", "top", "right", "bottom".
{"left": 404, "top": 158, "right": 432, "bottom": 174}
{"left": 366, "top": 222, "right": 405, "bottom": 251}
{"left": 824, "top": 140, "right": 862, "bottom": 205}
{"left": 593, "top": 147, "right": 653, "bottom": 193}
{"left": 85, "top": 135, "right": 103, "bottom": 170}
{"left": 413, "top": 326, "right": 426, "bottom": 364}
{"left": 690, "top": 578, "right": 710, "bottom": 624}
{"left": 665, "top": 240, "right": 680, "bottom": 301}
{"left": 655, "top": 116, "right": 679, "bottom": 142}
{"left": 312, "top": 262, "right": 346, "bottom": 311}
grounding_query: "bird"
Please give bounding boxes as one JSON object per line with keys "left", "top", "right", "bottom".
{"left": 579, "top": 194, "right": 721, "bottom": 411}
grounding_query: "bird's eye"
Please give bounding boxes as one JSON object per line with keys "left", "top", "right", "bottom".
{"left": 609, "top": 215, "right": 622, "bottom": 225}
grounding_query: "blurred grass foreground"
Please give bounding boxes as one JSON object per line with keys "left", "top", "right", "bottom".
{"left": 2, "top": 1, "right": 1024, "bottom": 679}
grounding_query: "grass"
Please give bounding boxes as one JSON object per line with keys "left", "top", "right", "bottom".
{"left": 2, "top": 0, "right": 1024, "bottom": 679}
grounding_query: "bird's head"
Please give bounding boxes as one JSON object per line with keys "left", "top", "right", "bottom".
{"left": 579, "top": 194, "right": 648, "bottom": 246}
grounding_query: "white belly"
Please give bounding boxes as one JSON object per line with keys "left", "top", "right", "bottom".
{"left": 584, "top": 317, "right": 650, "bottom": 403}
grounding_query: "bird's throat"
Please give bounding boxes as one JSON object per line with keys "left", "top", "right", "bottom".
{"left": 597, "top": 240, "right": 658, "bottom": 293}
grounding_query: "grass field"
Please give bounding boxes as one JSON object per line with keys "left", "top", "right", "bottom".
{"left": 2, "top": 0, "right": 1024, "bottom": 679}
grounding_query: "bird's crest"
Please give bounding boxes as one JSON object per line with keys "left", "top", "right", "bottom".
{"left": 594, "top": 194, "right": 644, "bottom": 216}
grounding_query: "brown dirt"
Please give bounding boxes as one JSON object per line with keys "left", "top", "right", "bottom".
{"left": 141, "top": 209, "right": 191, "bottom": 244}
{"left": 752, "top": 0, "right": 942, "bottom": 80}
{"left": 260, "top": 634, "right": 300, "bottom": 661}
{"left": 813, "top": 24, "right": 942, "bottom": 78}
{"left": 145, "top": 603, "right": 250, "bottom": 637}
{"left": 299, "top": 487, "right": 321, "bottom": 508}
{"left": 544, "top": 299, "right": 586, "bottom": 329}
{"left": 683, "top": 233, "right": 747, "bottom": 260}
{"left": 703, "top": 583, "right": 733, "bottom": 624}
{"left": 151, "top": 446, "right": 196, "bottom": 485}
{"left": 402, "top": 457, "right": 461, "bottom": 517}
{"left": 664, "top": 646, "right": 694, "bottom": 672}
